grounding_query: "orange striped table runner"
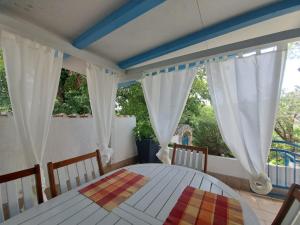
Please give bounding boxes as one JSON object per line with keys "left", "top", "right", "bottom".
{"left": 164, "top": 186, "right": 244, "bottom": 225}
{"left": 79, "top": 169, "right": 148, "bottom": 211}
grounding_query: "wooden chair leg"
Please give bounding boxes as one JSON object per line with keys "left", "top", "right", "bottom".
{"left": 34, "top": 164, "right": 44, "bottom": 204}
{"left": 47, "top": 162, "right": 57, "bottom": 198}
{"left": 96, "top": 149, "right": 105, "bottom": 176}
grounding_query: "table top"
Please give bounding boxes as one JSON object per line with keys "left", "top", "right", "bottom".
{"left": 2, "top": 164, "right": 259, "bottom": 225}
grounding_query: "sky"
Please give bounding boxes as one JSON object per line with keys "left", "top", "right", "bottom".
{"left": 281, "top": 43, "right": 300, "bottom": 92}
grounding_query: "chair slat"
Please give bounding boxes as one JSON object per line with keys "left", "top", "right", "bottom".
{"left": 282, "top": 200, "right": 300, "bottom": 225}
{"left": 76, "top": 161, "right": 86, "bottom": 185}
{"left": 175, "top": 149, "right": 181, "bottom": 165}
{"left": 0, "top": 184, "right": 4, "bottom": 222}
{"left": 21, "top": 176, "right": 34, "bottom": 210}
{"left": 171, "top": 144, "right": 208, "bottom": 173}
{"left": 57, "top": 167, "right": 68, "bottom": 193}
{"left": 191, "top": 151, "right": 196, "bottom": 169}
{"left": 47, "top": 150, "right": 104, "bottom": 198}
{"left": 197, "top": 152, "right": 203, "bottom": 171}
{"left": 6, "top": 181, "right": 20, "bottom": 218}
{"left": 186, "top": 150, "right": 191, "bottom": 168}
{"left": 291, "top": 208, "right": 300, "bottom": 225}
{"left": 91, "top": 158, "right": 100, "bottom": 178}
{"left": 67, "top": 164, "right": 78, "bottom": 189}
{"left": 180, "top": 149, "right": 185, "bottom": 165}
{"left": 272, "top": 184, "right": 300, "bottom": 225}
{"left": 194, "top": 152, "right": 198, "bottom": 170}
{"left": 0, "top": 165, "right": 43, "bottom": 221}
{"left": 84, "top": 159, "right": 94, "bottom": 181}
{"left": 292, "top": 214, "right": 300, "bottom": 225}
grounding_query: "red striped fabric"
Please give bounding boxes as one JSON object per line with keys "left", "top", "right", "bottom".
{"left": 79, "top": 169, "right": 148, "bottom": 211}
{"left": 164, "top": 186, "right": 244, "bottom": 225}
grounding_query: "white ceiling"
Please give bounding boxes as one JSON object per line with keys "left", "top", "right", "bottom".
{"left": 0, "top": 0, "right": 127, "bottom": 40}
{"left": 88, "top": 0, "right": 276, "bottom": 61}
{"left": 134, "top": 10, "right": 300, "bottom": 68}
{"left": 0, "top": 0, "right": 298, "bottom": 71}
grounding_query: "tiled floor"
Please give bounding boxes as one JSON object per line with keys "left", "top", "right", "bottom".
{"left": 236, "top": 190, "right": 283, "bottom": 225}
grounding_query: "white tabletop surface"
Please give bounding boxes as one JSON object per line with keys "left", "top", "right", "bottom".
{"left": 1, "top": 164, "right": 259, "bottom": 225}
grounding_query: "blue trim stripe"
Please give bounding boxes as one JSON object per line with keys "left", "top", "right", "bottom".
{"left": 73, "top": 0, "right": 165, "bottom": 49}
{"left": 118, "top": 0, "right": 300, "bottom": 69}
{"left": 168, "top": 67, "right": 175, "bottom": 72}
{"left": 178, "top": 64, "right": 186, "bottom": 70}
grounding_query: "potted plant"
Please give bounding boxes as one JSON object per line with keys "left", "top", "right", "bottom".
{"left": 133, "top": 119, "right": 161, "bottom": 163}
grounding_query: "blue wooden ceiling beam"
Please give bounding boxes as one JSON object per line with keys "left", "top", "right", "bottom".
{"left": 118, "top": 0, "right": 300, "bottom": 69}
{"left": 72, "top": 0, "right": 166, "bottom": 49}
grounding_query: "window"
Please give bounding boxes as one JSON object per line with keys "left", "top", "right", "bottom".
{"left": 0, "top": 50, "right": 91, "bottom": 115}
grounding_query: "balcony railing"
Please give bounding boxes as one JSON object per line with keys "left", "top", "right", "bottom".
{"left": 267, "top": 140, "right": 300, "bottom": 189}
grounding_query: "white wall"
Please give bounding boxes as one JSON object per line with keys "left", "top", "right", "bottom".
{"left": 111, "top": 116, "right": 137, "bottom": 163}
{"left": 167, "top": 148, "right": 250, "bottom": 179}
{"left": 0, "top": 115, "right": 137, "bottom": 175}
{"left": 207, "top": 155, "right": 300, "bottom": 187}
{"left": 2, "top": 116, "right": 297, "bottom": 187}
{"left": 0, "top": 116, "right": 25, "bottom": 173}
{"left": 207, "top": 155, "right": 250, "bottom": 179}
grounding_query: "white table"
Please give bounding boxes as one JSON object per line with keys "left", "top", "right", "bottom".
{"left": 1, "top": 164, "right": 259, "bottom": 225}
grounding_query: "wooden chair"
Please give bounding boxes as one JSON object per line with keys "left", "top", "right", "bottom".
{"left": 272, "top": 184, "right": 300, "bottom": 225}
{"left": 171, "top": 143, "right": 208, "bottom": 173}
{"left": 47, "top": 150, "right": 104, "bottom": 198}
{"left": 0, "top": 164, "right": 43, "bottom": 222}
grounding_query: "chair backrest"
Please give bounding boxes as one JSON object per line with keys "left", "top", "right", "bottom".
{"left": 0, "top": 164, "right": 43, "bottom": 222}
{"left": 272, "top": 184, "right": 300, "bottom": 225}
{"left": 47, "top": 149, "right": 104, "bottom": 198}
{"left": 171, "top": 144, "right": 208, "bottom": 173}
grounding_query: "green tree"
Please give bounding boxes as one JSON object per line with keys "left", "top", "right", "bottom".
{"left": 274, "top": 88, "right": 300, "bottom": 144}
{"left": 53, "top": 69, "right": 91, "bottom": 115}
{"left": 0, "top": 51, "right": 11, "bottom": 112}
{"left": 116, "top": 83, "right": 148, "bottom": 122}
{"left": 192, "top": 106, "right": 232, "bottom": 156}
{"left": 116, "top": 83, "right": 155, "bottom": 140}
{"left": 180, "top": 67, "right": 209, "bottom": 125}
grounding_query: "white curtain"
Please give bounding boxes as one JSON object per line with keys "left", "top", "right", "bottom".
{"left": 142, "top": 67, "right": 196, "bottom": 164}
{"left": 1, "top": 30, "right": 63, "bottom": 169}
{"left": 206, "top": 50, "right": 286, "bottom": 194}
{"left": 86, "top": 64, "right": 119, "bottom": 164}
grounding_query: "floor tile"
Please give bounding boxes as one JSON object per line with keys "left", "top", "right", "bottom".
{"left": 235, "top": 189, "right": 283, "bottom": 225}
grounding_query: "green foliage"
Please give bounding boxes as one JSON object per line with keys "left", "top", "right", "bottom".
{"left": 180, "top": 67, "right": 210, "bottom": 125}
{"left": 0, "top": 51, "right": 11, "bottom": 112}
{"left": 133, "top": 120, "right": 156, "bottom": 141}
{"left": 116, "top": 83, "right": 156, "bottom": 140}
{"left": 192, "top": 106, "right": 232, "bottom": 157}
{"left": 274, "top": 87, "right": 300, "bottom": 143}
{"left": 268, "top": 151, "right": 285, "bottom": 166}
{"left": 53, "top": 69, "right": 91, "bottom": 114}
{"left": 116, "top": 83, "right": 148, "bottom": 121}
